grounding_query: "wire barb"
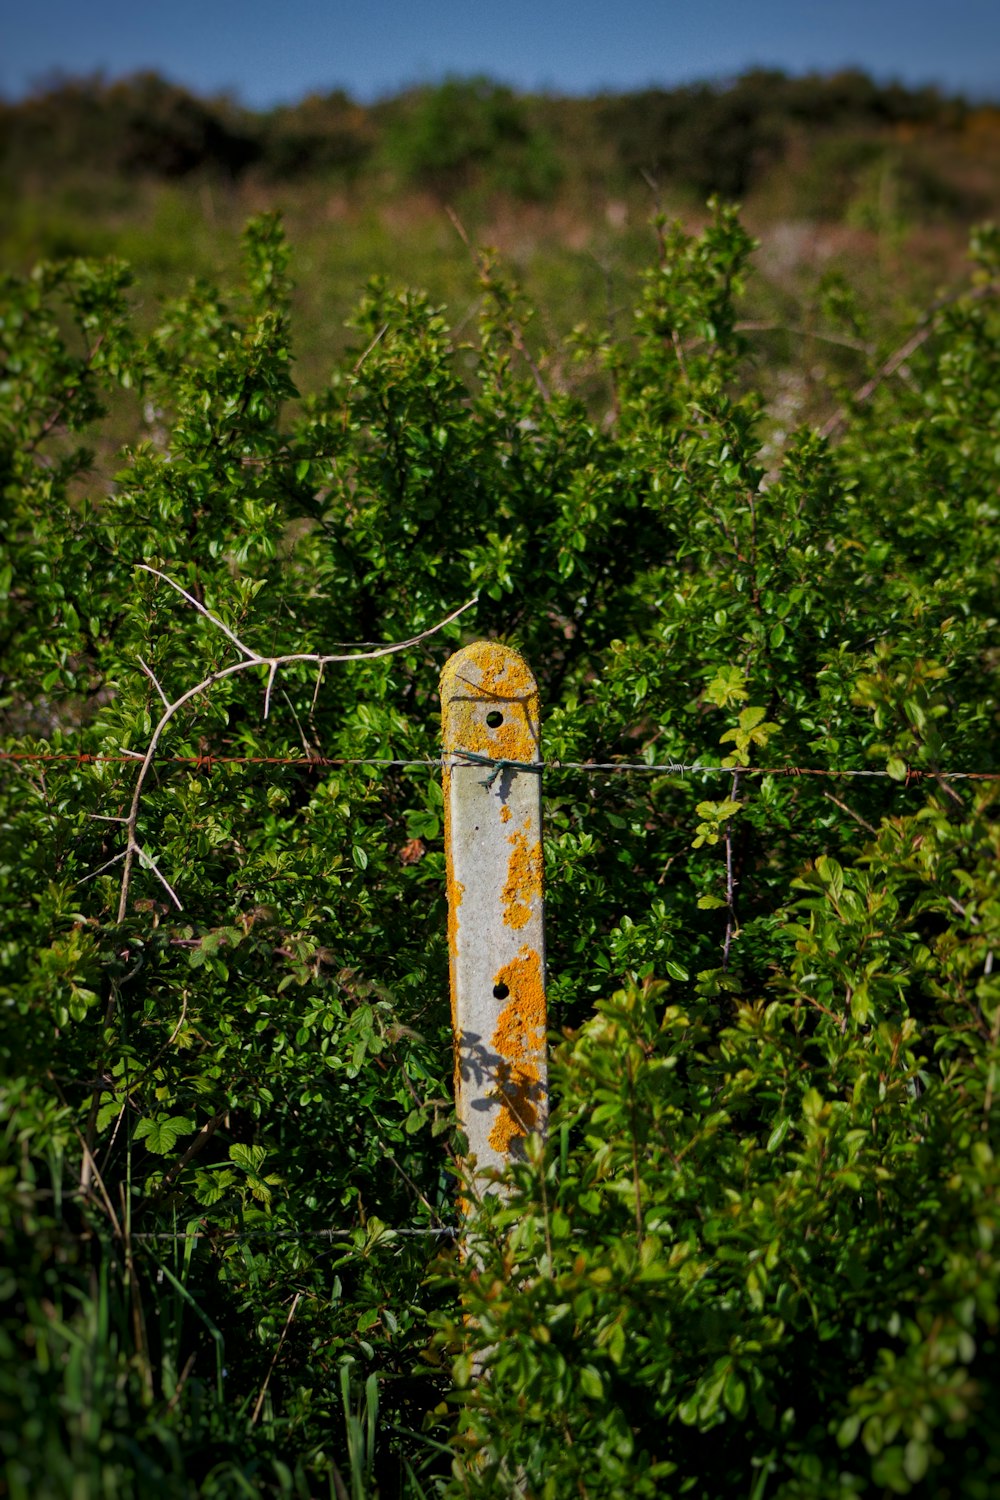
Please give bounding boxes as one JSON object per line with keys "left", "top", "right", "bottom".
{"left": 452, "top": 748, "right": 544, "bottom": 787}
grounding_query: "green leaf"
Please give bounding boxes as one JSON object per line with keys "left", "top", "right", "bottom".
{"left": 837, "top": 1413, "right": 862, "bottom": 1449}
{"left": 133, "top": 1116, "right": 195, "bottom": 1155}
{"left": 723, "top": 1372, "right": 747, "bottom": 1418}
{"left": 704, "top": 666, "right": 749, "bottom": 707}
{"left": 816, "top": 855, "right": 844, "bottom": 901}
{"left": 738, "top": 705, "right": 767, "bottom": 732}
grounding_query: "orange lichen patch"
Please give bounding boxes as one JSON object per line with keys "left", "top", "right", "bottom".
{"left": 444, "top": 856, "right": 464, "bottom": 1021}
{"left": 440, "top": 641, "right": 541, "bottom": 763}
{"left": 487, "top": 945, "right": 546, "bottom": 1154}
{"left": 501, "top": 827, "right": 543, "bottom": 930}
{"left": 500, "top": 804, "right": 512, "bottom": 823}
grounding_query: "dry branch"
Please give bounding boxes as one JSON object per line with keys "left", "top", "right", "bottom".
{"left": 92, "top": 567, "right": 478, "bottom": 921}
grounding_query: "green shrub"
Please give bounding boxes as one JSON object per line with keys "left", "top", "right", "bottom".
{"left": 1, "top": 202, "right": 998, "bottom": 1495}
{"left": 376, "top": 77, "right": 562, "bottom": 200}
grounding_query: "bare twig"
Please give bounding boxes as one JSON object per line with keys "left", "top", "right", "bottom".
{"left": 136, "top": 655, "right": 170, "bottom": 709}
{"left": 263, "top": 661, "right": 278, "bottom": 721}
{"left": 251, "top": 1291, "right": 303, "bottom": 1427}
{"left": 381, "top": 1146, "right": 447, "bottom": 1229}
{"left": 98, "top": 568, "right": 478, "bottom": 921}
{"left": 820, "top": 279, "right": 999, "bottom": 440}
{"left": 165, "top": 1353, "right": 197, "bottom": 1416}
{"left": 722, "top": 771, "right": 741, "bottom": 969}
{"left": 309, "top": 661, "right": 326, "bottom": 719}
{"left": 138, "top": 565, "right": 258, "bottom": 659}
{"left": 135, "top": 846, "right": 182, "bottom": 911}
{"left": 948, "top": 895, "right": 980, "bottom": 927}
{"left": 78, "top": 849, "right": 127, "bottom": 884}
{"left": 670, "top": 329, "right": 689, "bottom": 384}
{"left": 353, "top": 323, "right": 389, "bottom": 374}
{"left": 822, "top": 790, "right": 878, "bottom": 834}
{"left": 735, "top": 320, "right": 873, "bottom": 354}
{"left": 280, "top": 687, "right": 316, "bottom": 757}
{"left": 444, "top": 205, "right": 552, "bottom": 403}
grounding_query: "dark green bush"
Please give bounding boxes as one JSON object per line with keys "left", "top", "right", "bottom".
{"left": 259, "top": 91, "right": 374, "bottom": 181}
{"left": 377, "top": 77, "right": 562, "bottom": 200}
{"left": 0, "top": 73, "right": 260, "bottom": 181}
{"left": 597, "top": 69, "right": 968, "bottom": 199}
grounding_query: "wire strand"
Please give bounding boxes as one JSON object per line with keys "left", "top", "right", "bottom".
{"left": 129, "top": 1226, "right": 458, "bottom": 1242}
{"left": 1, "top": 750, "right": 998, "bottom": 781}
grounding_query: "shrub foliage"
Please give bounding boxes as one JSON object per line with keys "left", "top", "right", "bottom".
{"left": 1, "top": 207, "right": 999, "bottom": 1496}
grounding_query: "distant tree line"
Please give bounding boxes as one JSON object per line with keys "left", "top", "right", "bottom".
{"left": 0, "top": 67, "right": 985, "bottom": 204}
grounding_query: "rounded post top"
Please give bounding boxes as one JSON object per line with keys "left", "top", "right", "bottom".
{"left": 440, "top": 641, "right": 540, "bottom": 764}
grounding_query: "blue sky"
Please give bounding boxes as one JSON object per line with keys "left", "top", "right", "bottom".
{"left": 4, "top": 0, "right": 1000, "bottom": 106}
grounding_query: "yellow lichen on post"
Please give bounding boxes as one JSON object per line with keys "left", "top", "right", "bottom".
{"left": 502, "top": 825, "right": 543, "bottom": 931}
{"left": 441, "top": 641, "right": 547, "bottom": 1191}
{"left": 439, "top": 639, "right": 540, "bottom": 762}
{"left": 487, "top": 945, "right": 546, "bottom": 1154}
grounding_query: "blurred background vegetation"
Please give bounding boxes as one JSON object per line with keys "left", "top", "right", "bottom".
{"left": 3, "top": 65, "right": 998, "bottom": 401}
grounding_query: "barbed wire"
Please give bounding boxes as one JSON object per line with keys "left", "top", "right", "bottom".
{"left": 130, "top": 1225, "right": 458, "bottom": 1243}
{"left": 7, "top": 1223, "right": 460, "bottom": 1248}
{"left": 1, "top": 749, "right": 998, "bottom": 782}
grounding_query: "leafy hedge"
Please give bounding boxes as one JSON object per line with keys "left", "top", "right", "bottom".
{"left": 1, "top": 206, "right": 998, "bottom": 1496}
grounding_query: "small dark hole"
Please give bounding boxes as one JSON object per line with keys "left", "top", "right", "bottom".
{"left": 493, "top": 982, "right": 510, "bottom": 1000}
{"left": 485, "top": 710, "right": 504, "bottom": 728}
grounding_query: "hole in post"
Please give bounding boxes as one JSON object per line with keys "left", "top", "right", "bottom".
{"left": 493, "top": 982, "right": 510, "bottom": 1000}
{"left": 485, "top": 710, "right": 504, "bottom": 728}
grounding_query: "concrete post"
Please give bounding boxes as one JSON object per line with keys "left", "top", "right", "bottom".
{"left": 440, "top": 641, "right": 547, "bottom": 1191}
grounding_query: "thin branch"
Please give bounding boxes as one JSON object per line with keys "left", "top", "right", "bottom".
{"left": 948, "top": 895, "right": 980, "bottom": 928}
{"left": 722, "top": 771, "right": 741, "bottom": 970}
{"left": 820, "top": 325, "right": 933, "bottom": 439}
{"left": 671, "top": 329, "right": 690, "bottom": 384}
{"left": 135, "top": 845, "right": 182, "bottom": 910}
{"left": 381, "top": 1146, "right": 447, "bottom": 1229}
{"left": 820, "top": 278, "right": 999, "bottom": 439}
{"left": 280, "top": 687, "right": 315, "bottom": 757}
{"left": 353, "top": 323, "right": 389, "bottom": 374}
{"left": 136, "top": 655, "right": 170, "bottom": 709}
{"left": 444, "top": 203, "right": 473, "bottom": 251}
{"left": 310, "top": 661, "right": 326, "bottom": 718}
{"left": 142, "top": 1108, "right": 228, "bottom": 1206}
{"left": 263, "top": 661, "right": 277, "bottom": 721}
{"left": 165, "top": 1354, "right": 198, "bottom": 1416}
{"left": 99, "top": 1097, "right": 131, "bottom": 1180}
{"left": 101, "top": 570, "right": 478, "bottom": 920}
{"left": 137, "top": 565, "right": 260, "bottom": 660}
{"left": 339, "top": 323, "right": 389, "bottom": 433}
{"left": 735, "top": 320, "right": 873, "bottom": 353}
{"left": 445, "top": 205, "right": 551, "bottom": 403}
{"left": 78, "top": 849, "right": 127, "bottom": 884}
{"left": 251, "top": 1291, "right": 303, "bottom": 1427}
{"left": 822, "top": 789, "right": 878, "bottom": 834}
